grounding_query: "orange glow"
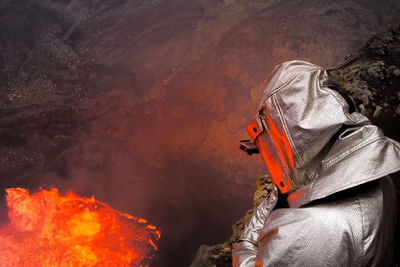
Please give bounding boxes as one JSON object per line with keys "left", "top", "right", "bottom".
{"left": 264, "top": 115, "right": 295, "bottom": 193}
{"left": 254, "top": 114, "right": 295, "bottom": 194}
{"left": 287, "top": 188, "right": 307, "bottom": 205}
{"left": 265, "top": 115, "right": 294, "bottom": 172}
{"left": 257, "top": 139, "right": 289, "bottom": 193}
{"left": 0, "top": 187, "right": 160, "bottom": 266}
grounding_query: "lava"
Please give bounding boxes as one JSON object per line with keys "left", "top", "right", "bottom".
{"left": 0, "top": 187, "right": 160, "bottom": 267}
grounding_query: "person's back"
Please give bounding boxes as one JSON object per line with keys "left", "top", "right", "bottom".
{"left": 233, "top": 60, "right": 400, "bottom": 266}
{"left": 250, "top": 177, "right": 395, "bottom": 266}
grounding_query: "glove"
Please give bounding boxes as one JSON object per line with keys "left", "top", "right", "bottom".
{"left": 239, "top": 185, "right": 278, "bottom": 245}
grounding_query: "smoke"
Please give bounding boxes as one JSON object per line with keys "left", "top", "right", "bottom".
{"left": 31, "top": 147, "right": 257, "bottom": 265}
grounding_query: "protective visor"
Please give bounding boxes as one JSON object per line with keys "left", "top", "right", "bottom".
{"left": 240, "top": 109, "right": 295, "bottom": 194}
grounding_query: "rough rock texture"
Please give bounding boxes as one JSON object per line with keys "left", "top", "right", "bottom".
{"left": 190, "top": 25, "right": 400, "bottom": 267}
{"left": 1, "top": 1, "right": 400, "bottom": 266}
{"left": 330, "top": 25, "right": 400, "bottom": 141}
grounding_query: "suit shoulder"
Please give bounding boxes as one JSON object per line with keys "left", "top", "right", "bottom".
{"left": 256, "top": 205, "right": 363, "bottom": 266}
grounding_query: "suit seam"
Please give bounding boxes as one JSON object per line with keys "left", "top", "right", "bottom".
{"left": 322, "top": 136, "right": 383, "bottom": 168}
{"left": 273, "top": 91, "right": 315, "bottom": 192}
{"left": 357, "top": 196, "right": 366, "bottom": 266}
{"left": 265, "top": 73, "right": 298, "bottom": 98}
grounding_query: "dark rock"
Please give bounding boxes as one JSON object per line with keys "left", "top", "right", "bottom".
{"left": 329, "top": 25, "right": 400, "bottom": 141}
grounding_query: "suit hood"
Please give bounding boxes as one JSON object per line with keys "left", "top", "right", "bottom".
{"left": 247, "top": 60, "right": 400, "bottom": 207}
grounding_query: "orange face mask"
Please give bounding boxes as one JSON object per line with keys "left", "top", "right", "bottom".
{"left": 246, "top": 109, "right": 295, "bottom": 194}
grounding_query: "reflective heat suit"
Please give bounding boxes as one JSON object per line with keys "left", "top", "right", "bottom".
{"left": 233, "top": 61, "right": 400, "bottom": 266}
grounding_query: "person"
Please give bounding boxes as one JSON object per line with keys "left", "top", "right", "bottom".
{"left": 233, "top": 60, "right": 400, "bottom": 266}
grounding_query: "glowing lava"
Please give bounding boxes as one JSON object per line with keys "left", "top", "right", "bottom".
{"left": 0, "top": 187, "right": 160, "bottom": 266}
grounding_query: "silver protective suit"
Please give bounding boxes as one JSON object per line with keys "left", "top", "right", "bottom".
{"left": 233, "top": 60, "right": 400, "bottom": 266}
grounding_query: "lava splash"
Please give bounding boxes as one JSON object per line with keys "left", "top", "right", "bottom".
{"left": 0, "top": 187, "right": 160, "bottom": 266}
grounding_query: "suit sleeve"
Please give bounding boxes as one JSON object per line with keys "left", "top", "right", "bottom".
{"left": 233, "top": 206, "right": 361, "bottom": 266}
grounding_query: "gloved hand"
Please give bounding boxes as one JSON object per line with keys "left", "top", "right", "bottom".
{"left": 239, "top": 185, "right": 278, "bottom": 245}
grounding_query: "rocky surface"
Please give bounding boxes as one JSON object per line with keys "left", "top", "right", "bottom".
{"left": 330, "top": 25, "right": 400, "bottom": 141}
{"left": 1, "top": 1, "right": 400, "bottom": 266}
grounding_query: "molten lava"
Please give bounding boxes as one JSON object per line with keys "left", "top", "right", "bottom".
{"left": 0, "top": 187, "right": 160, "bottom": 266}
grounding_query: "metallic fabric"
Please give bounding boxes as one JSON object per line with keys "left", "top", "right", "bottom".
{"left": 240, "top": 186, "right": 278, "bottom": 246}
{"left": 233, "top": 61, "right": 400, "bottom": 266}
